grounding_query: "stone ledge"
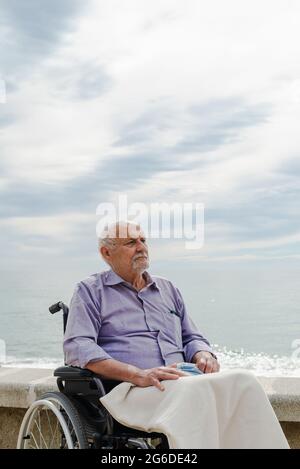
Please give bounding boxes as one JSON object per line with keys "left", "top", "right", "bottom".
{"left": 0, "top": 367, "right": 300, "bottom": 422}
{"left": 258, "top": 376, "right": 300, "bottom": 422}
{"left": 0, "top": 367, "right": 57, "bottom": 408}
{"left": 0, "top": 367, "right": 300, "bottom": 448}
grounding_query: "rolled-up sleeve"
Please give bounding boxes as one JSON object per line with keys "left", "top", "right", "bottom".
{"left": 174, "top": 287, "right": 216, "bottom": 362}
{"left": 63, "top": 282, "right": 112, "bottom": 368}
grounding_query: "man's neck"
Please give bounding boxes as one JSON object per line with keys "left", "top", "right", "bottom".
{"left": 131, "top": 273, "right": 147, "bottom": 291}
{"left": 113, "top": 269, "right": 147, "bottom": 291}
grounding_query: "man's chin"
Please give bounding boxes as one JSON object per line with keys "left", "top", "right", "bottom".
{"left": 132, "top": 259, "right": 149, "bottom": 272}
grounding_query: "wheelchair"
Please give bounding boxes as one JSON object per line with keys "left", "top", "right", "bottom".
{"left": 17, "top": 301, "right": 169, "bottom": 449}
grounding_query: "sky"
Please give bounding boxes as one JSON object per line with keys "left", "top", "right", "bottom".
{"left": 1, "top": 0, "right": 300, "bottom": 277}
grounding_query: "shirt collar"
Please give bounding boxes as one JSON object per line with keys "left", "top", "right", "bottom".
{"left": 103, "top": 269, "right": 159, "bottom": 290}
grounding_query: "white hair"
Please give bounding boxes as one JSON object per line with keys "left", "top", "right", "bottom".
{"left": 98, "top": 220, "right": 141, "bottom": 250}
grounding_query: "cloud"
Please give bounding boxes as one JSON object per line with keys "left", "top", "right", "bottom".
{"left": 114, "top": 105, "right": 175, "bottom": 147}
{"left": 75, "top": 65, "right": 111, "bottom": 100}
{"left": 279, "top": 156, "right": 300, "bottom": 177}
{"left": 1, "top": 0, "right": 85, "bottom": 79}
{"left": 0, "top": 148, "right": 182, "bottom": 219}
{"left": 46, "top": 62, "right": 113, "bottom": 101}
{"left": 114, "top": 98, "right": 269, "bottom": 162}
{"left": 1, "top": 0, "right": 300, "bottom": 268}
{"left": 0, "top": 110, "right": 15, "bottom": 128}
{"left": 172, "top": 99, "right": 269, "bottom": 154}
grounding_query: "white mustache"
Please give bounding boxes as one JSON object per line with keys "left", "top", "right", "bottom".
{"left": 133, "top": 255, "right": 148, "bottom": 261}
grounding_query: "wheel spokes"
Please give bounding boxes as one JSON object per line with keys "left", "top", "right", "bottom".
{"left": 49, "top": 418, "right": 60, "bottom": 449}
{"left": 33, "top": 413, "right": 49, "bottom": 449}
{"left": 29, "top": 428, "right": 40, "bottom": 449}
{"left": 25, "top": 405, "right": 69, "bottom": 449}
{"left": 18, "top": 396, "right": 83, "bottom": 449}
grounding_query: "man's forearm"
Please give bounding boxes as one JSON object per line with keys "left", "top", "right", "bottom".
{"left": 85, "top": 358, "right": 141, "bottom": 383}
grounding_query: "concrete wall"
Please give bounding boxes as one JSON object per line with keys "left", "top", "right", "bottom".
{"left": 0, "top": 407, "right": 26, "bottom": 449}
{"left": 0, "top": 368, "right": 299, "bottom": 449}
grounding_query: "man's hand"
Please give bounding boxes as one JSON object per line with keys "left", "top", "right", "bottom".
{"left": 131, "top": 365, "right": 188, "bottom": 392}
{"left": 192, "top": 351, "right": 220, "bottom": 374}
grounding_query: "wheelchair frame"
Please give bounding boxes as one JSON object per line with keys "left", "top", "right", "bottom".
{"left": 17, "top": 301, "right": 168, "bottom": 449}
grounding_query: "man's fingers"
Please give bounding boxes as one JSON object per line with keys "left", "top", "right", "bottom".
{"left": 205, "top": 360, "right": 214, "bottom": 373}
{"left": 158, "top": 372, "right": 181, "bottom": 380}
{"left": 213, "top": 362, "right": 220, "bottom": 373}
{"left": 153, "top": 368, "right": 188, "bottom": 382}
{"left": 197, "top": 358, "right": 220, "bottom": 373}
{"left": 197, "top": 358, "right": 207, "bottom": 372}
{"left": 152, "top": 378, "right": 165, "bottom": 391}
{"left": 158, "top": 366, "right": 186, "bottom": 377}
{"left": 166, "top": 368, "right": 187, "bottom": 376}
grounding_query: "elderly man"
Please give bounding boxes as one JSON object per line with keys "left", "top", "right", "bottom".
{"left": 64, "top": 221, "right": 289, "bottom": 449}
{"left": 64, "top": 221, "right": 219, "bottom": 391}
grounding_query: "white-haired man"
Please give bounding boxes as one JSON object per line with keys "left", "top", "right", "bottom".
{"left": 64, "top": 221, "right": 219, "bottom": 392}
{"left": 63, "top": 221, "right": 289, "bottom": 448}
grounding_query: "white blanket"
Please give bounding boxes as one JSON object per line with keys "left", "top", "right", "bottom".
{"left": 100, "top": 369, "right": 289, "bottom": 449}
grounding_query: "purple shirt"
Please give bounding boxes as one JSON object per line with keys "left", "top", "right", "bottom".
{"left": 63, "top": 269, "right": 214, "bottom": 369}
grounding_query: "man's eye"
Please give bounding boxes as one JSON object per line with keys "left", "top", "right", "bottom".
{"left": 125, "top": 239, "right": 146, "bottom": 246}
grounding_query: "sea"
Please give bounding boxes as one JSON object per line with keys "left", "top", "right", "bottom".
{"left": 1, "top": 264, "right": 299, "bottom": 377}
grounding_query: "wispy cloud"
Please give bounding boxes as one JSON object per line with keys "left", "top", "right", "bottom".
{"left": 1, "top": 0, "right": 300, "bottom": 268}
{"left": 1, "top": 0, "right": 85, "bottom": 80}
{"left": 114, "top": 98, "right": 269, "bottom": 155}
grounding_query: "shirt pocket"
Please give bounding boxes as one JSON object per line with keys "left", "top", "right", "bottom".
{"left": 163, "top": 309, "right": 183, "bottom": 348}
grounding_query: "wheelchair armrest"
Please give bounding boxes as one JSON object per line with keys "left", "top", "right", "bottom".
{"left": 54, "top": 366, "right": 97, "bottom": 380}
{"left": 54, "top": 366, "right": 121, "bottom": 384}
{"left": 53, "top": 366, "right": 121, "bottom": 403}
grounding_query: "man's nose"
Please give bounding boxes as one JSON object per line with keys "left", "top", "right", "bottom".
{"left": 136, "top": 239, "right": 146, "bottom": 251}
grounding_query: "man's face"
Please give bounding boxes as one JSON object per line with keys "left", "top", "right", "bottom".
{"left": 106, "top": 227, "right": 149, "bottom": 274}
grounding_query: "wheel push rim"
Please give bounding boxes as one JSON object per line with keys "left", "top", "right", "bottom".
{"left": 17, "top": 399, "right": 74, "bottom": 449}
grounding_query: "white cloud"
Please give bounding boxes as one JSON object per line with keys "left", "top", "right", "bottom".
{"left": 0, "top": 213, "right": 94, "bottom": 239}
{"left": 2, "top": 0, "right": 300, "bottom": 182}
{"left": 0, "top": 78, "right": 6, "bottom": 103}
{"left": 1, "top": 0, "right": 300, "bottom": 262}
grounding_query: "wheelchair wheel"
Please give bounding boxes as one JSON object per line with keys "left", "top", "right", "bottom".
{"left": 17, "top": 392, "right": 89, "bottom": 449}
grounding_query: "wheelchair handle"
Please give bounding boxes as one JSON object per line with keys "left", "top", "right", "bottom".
{"left": 49, "top": 301, "right": 69, "bottom": 315}
{"left": 49, "top": 301, "right": 69, "bottom": 333}
{"left": 49, "top": 302, "right": 62, "bottom": 314}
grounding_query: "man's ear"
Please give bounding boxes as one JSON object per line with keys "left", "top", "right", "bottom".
{"left": 100, "top": 246, "right": 110, "bottom": 261}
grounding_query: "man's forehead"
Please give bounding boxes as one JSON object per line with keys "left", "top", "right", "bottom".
{"left": 116, "top": 230, "right": 146, "bottom": 242}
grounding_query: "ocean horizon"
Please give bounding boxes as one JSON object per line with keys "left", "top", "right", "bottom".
{"left": 1, "top": 263, "right": 299, "bottom": 377}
